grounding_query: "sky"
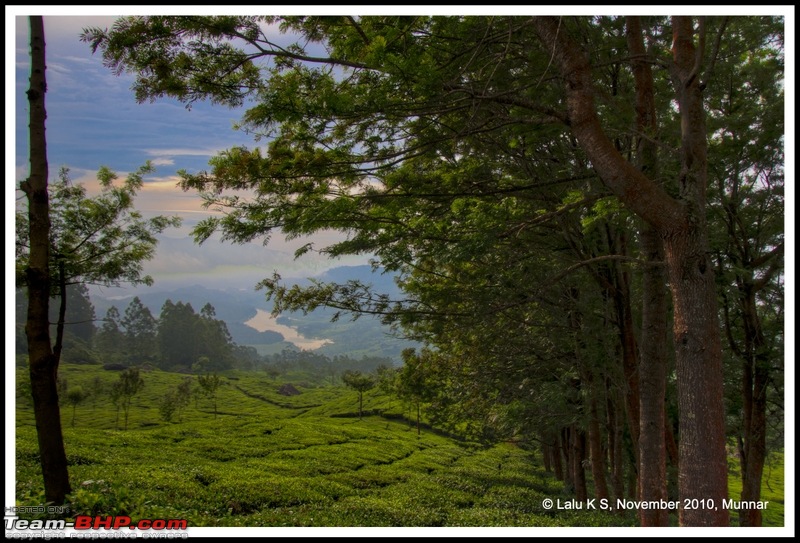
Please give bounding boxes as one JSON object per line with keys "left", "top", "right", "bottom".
{"left": 7, "top": 6, "right": 796, "bottom": 297}
{"left": 8, "top": 10, "right": 376, "bottom": 300}
{"left": 5, "top": 6, "right": 796, "bottom": 537}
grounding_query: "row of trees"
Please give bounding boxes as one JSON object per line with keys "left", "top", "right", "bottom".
{"left": 261, "top": 349, "right": 396, "bottom": 383}
{"left": 15, "top": 286, "right": 261, "bottom": 372}
{"left": 97, "top": 297, "right": 257, "bottom": 371}
{"left": 25, "top": 368, "right": 227, "bottom": 429}
{"left": 80, "top": 15, "right": 784, "bottom": 527}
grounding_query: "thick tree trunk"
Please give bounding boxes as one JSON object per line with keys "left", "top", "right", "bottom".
{"left": 666, "top": 17, "right": 729, "bottom": 526}
{"left": 663, "top": 230, "right": 729, "bottom": 525}
{"left": 532, "top": 15, "right": 730, "bottom": 526}
{"left": 21, "top": 16, "right": 72, "bottom": 505}
{"left": 626, "top": 16, "right": 669, "bottom": 527}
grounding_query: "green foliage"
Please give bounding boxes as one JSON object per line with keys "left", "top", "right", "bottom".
{"left": 342, "top": 370, "right": 376, "bottom": 420}
{"left": 158, "top": 392, "right": 179, "bottom": 423}
{"left": 15, "top": 164, "right": 181, "bottom": 294}
{"left": 157, "top": 301, "right": 238, "bottom": 371}
{"left": 65, "top": 386, "right": 89, "bottom": 427}
{"left": 67, "top": 479, "right": 148, "bottom": 518}
{"left": 112, "top": 367, "right": 145, "bottom": 430}
{"left": 197, "top": 373, "right": 223, "bottom": 419}
{"left": 341, "top": 370, "right": 376, "bottom": 393}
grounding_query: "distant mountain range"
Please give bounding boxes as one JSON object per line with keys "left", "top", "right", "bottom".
{"left": 91, "top": 265, "right": 418, "bottom": 361}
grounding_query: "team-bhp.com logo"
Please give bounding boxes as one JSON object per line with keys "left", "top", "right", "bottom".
{"left": 5, "top": 515, "right": 188, "bottom": 538}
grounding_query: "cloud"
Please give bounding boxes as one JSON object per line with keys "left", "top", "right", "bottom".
{"left": 150, "top": 158, "right": 175, "bottom": 166}
{"left": 146, "top": 148, "right": 223, "bottom": 157}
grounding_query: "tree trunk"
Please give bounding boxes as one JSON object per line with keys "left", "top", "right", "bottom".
{"left": 638, "top": 226, "right": 669, "bottom": 525}
{"left": 551, "top": 434, "right": 564, "bottom": 481}
{"left": 610, "top": 240, "right": 641, "bottom": 464}
{"left": 561, "top": 427, "right": 575, "bottom": 493}
{"left": 666, "top": 17, "right": 730, "bottom": 526}
{"left": 532, "top": 16, "right": 730, "bottom": 526}
{"left": 572, "top": 425, "right": 588, "bottom": 502}
{"left": 737, "top": 288, "right": 768, "bottom": 526}
{"left": 587, "top": 390, "right": 609, "bottom": 501}
{"left": 626, "top": 16, "right": 669, "bottom": 527}
{"left": 542, "top": 439, "right": 553, "bottom": 473}
{"left": 607, "top": 383, "right": 625, "bottom": 508}
{"left": 21, "top": 16, "right": 72, "bottom": 505}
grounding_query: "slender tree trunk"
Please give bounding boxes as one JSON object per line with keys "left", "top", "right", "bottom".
{"left": 607, "top": 383, "right": 625, "bottom": 508}
{"left": 610, "top": 243, "right": 641, "bottom": 465}
{"left": 572, "top": 426, "right": 588, "bottom": 502}
{"left": 552, "top": 434, "right": 564, "bottom": 481}
{"left": 53, "top": 262, "right": 68, "bottom": 360}
{"left": 21, "top": 16, "right": 72, "bottom": 505}
{"left": 737, "top": 289, "right": 768, "bottom": 526}
{"left": 665, "top": 414, "right": 680, "bottom": 468}
{"left": 626, "top": 16, "right": 669, "bottom": 527}
{"left": 542, "top": 438, "right": 553, "bottom": 473}
{"left": 587, "top": 389, "right": 609, "bottom": 501}
{"left": 562, "top": 427, "right": 575, "bottom": 493}
{"left": 638, "top": 229, "right": 669, "bottom": 525}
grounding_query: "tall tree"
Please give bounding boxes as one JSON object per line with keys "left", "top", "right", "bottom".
{"left": 157, "top": 300, "right": 194, "bottom": 369}
{"left": 626, "top": 15, "right": 670, "bottom": 526}
{"left": 114, "top": 367, "right": 145, "bottom": 430}
{"left": 342, "top": 370, "right": 376, "bottom": 420}
{"left": 20, "top": 15, "right": 71, "bottom": 505}
{"left": 705, "top": 17, "right": 784, "bottom": 525}
{"left": 121, "top": 296, "right": 158, "bottom": 363}
{"left": 95, "top": 306, "right": 125, "bottom": 362}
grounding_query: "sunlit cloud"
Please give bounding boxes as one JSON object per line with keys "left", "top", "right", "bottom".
{"left": 150, "top": 158, "right": 175, "bottom": 166}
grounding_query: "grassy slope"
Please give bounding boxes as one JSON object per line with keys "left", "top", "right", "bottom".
{"left": 13, "top": 364, "right": 783, "bottom": 527}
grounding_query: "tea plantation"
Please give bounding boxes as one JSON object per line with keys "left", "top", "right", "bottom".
{"left": 13, "top": 365, "right": 783, "bottom": 528}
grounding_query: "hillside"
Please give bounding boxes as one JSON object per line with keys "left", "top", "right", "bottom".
{"left": 14, "top": 364, "right": 630, "bottom": 528}
{"left": 13, "top": 364, "right": 785, "bottom": 529}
